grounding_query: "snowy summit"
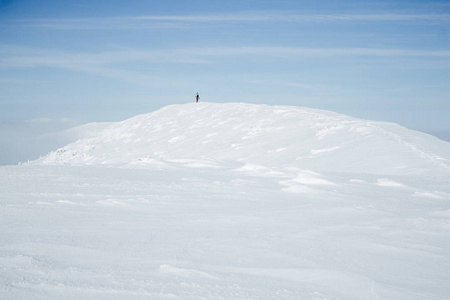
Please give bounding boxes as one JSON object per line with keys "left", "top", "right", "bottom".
{"left": 2, "top": 103, "right": 450, "bottom": 299}
{"left": 38, "top": 102, "right": 450, "bottom": 175}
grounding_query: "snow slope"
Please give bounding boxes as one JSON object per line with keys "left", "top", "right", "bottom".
{"left": 37, "top": 103, "right": 450, "bottom": 176}
{"left": 2, "top": 103, "right": 450, "bottom": 299}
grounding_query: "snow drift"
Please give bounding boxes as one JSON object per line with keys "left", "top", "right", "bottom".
{"left": 37, "top": 102, "right": 450, "bottom": 176}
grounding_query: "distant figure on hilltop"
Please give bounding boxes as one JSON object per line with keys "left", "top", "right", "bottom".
{"left": 196, "top": 93, "right": 200, "bottom": 103}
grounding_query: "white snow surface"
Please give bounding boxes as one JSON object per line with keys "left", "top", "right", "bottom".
{"left": 2, "top": 103, "right": 450, "bottom": 299}
{"left": 37, "top": 103, "right": 450, "bottom": 175}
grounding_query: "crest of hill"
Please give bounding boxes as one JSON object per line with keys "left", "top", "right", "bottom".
{"left": 36, "top": 102, "right": 450, "bottom": 175}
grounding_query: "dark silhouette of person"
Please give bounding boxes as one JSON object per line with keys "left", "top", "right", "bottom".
{"left": 196, "top": 93, "right": 200, "bottom": 103}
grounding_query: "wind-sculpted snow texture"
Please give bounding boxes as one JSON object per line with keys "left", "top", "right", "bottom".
{"left": 2, "top": 103, "right": 450, "bottom": 299}
{"left": 38, "top": 103, "right": 450, "bottom": 175}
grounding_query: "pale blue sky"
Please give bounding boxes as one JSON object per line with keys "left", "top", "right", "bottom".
{"left": 0, "top": 0, "right": 449, "bottom": 136}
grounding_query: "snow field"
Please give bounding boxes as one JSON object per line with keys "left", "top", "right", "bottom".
{"left": 1, "top": 103, "right": 450, "bottom": 299}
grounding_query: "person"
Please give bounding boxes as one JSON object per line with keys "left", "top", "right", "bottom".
{"left": 195, "top": 92, "right": 200, "bottom": 103}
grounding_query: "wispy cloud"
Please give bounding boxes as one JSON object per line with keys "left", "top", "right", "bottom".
{"left": 152, "top": 12, "right": 450, "bottom": 23}
{"left": 0, "top": 45, "right": 208, "bottom": 69}
{"left": 0, "top": 76, "right": 46, "bottom": 84}
{"left": 1, "top": 45, "right": 449, "bottom": 84}
{"left": 248, "top": 78, "right": 324, "bottom": 90}
{"left": 0, "top": 45, "right": 205, "bottom": 86}
{"left": 2, "top": 44, "right": 449, "bottom": 70}
{"left": 7, "top": 11, "right": 450, "bottom": 30}
{"left": 178, "top": 46, "right": 450, "bottom": 58}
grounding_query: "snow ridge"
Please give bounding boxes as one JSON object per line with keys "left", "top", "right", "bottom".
{"left": 36, "top": 102, "right": 450, "bottom": 175}
{"left": 369, "top": 123, "right": 450, "bottom": 171}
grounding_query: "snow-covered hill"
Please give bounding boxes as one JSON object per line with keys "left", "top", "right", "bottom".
{"left": 37, "top": 103, "right": 450, "bottom": 176}
{"left": 2, "top": 103, "right": 450, "bottom": 300}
